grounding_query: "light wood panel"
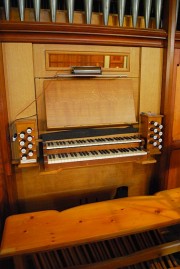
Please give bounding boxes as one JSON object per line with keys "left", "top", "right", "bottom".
{"left": 172, "top": 66, "right": 180, "bottom": 140}
{"left": 2, "top": 43, "right": 36, "bottom": 123}
{"left": 0, "top": 44, "right": 8, "bottom": 224}
{"left": 139, "top": 47, "right": 163, "bottom": 116}
{"left": 15, "top": 162, "right": 154, "bottom": 212}
{"left": 168, "top": 150, "right": 180, "bottom": 189}
{"left": 0, "top": 43, "right": 17, "bottom": 214}
{"left": 44, "top": 79, "right": 137, "bottom": 129}
{"left": 36, "top": 77, "right": 139, "bottom": 133}
{"left": 33, "top": 44, "right": 140, "bottom": 78}
{"left": 0, "top": 151, "right": 6, "bottom": 235}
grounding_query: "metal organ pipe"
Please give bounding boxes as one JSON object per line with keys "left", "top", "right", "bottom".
{"left": 176, "top": 0, "right": 180, "bottom": 27}
{"left": 1, "top": 0, "right": 179, "bottom": 30}
{"left": 18, "top": 0, "right": 25, "bottom": 21}
{"left": 66, "top": 0, "right": 75, "bottom": 23}
{"left": 3, "top": 0, "right": 10, "bottom": 21}
{"left": 84, "top": 0, "right": 93, "bottom": 24}
{"left": 33, "top": 0, "right": 41, "bottom": 22}
{"left": 117, "top": 0, "right": 126, "bottom": 27}
{"left": 131, "top": 0, "right": 140, "bottom": 27}
{"left": 49, "top": 0, "right": 58, "bottom": 22}
{"left": 154, "top": 0, "right": 163, "bottom": 29}
{"left": 143, "top": 0, "right": 152, "bottom": 28}
{"left": 102, "top": 0, "right": 111, "bottom": 25}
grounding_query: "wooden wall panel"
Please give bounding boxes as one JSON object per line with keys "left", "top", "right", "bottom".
{"left": 166, "top": 49, "right": 180, "bottom": 189}
{"left": 0, "top": 42, "right": 17, "bottom": 220}
{"left": 44, "top": 79, "right": 137, "bottom": 129}
{"left": 2, "top": 43, "right": 36, "bottom": 124}
{"left": 33, "top": 44, "right": 140, "bottom": 78}
{"left": 172, "top": 65, "right": 180, "bottom": 140}
{"left": 168, "top": 150, "right": 180, "bottom": 189}
{"left": 139, "top": 47, "right": 163, "bottom": 115}
{"left": 0, "top": 151, "right": 6, "bottom": 236}
{"left": 15, "top": 162, "right": 154, "bottom": 212}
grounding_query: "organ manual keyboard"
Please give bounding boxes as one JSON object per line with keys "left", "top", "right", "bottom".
{"left": 41, "top": 128, "right": 147, "bottom": 171}
{"left": 40, "top": 78, "right": 152, "bottom": 171}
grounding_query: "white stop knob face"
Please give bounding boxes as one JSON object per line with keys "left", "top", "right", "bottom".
{"left": 27, "top": 136, "right": 33, "bottom": 142}
{"left": 20, "top": 140, "right": 25, "bottom": 146}
{"left": 28, "top": 151, "right": 33, "bottom": 157}
{"left": 27, "top": 127, "right": 32, "bottom": 134}
{"left": 21, "top": 148, "right": 26, "bottom": 154}
{"left": 22, "top": 154, "right": 27, "bottom": 161}
{"left": 20, "top": 132, "right": 25, "bottom": 139}
{"left": 28, "top": 143, "right": 33, "bottom": 149}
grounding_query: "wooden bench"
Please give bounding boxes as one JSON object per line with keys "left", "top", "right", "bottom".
{"left": 0, "top": 188, "right": 180, "bottom": 268}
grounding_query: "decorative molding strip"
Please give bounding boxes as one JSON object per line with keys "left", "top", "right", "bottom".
{"left": 0, "top": 21, "right": 167, "bottom": 47}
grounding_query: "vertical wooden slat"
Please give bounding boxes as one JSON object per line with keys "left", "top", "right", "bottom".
{"left": 46, "top": 252, "right": 59, "bottom": 269}
{"left": 91, "top": 243, "right": 102, "bottom": 262}
{"left": 32, "top": 254, "right": 42, "bottom": 269}
{"left": 101, "top": 241, "right": 112, "bottom": 259}
{"left": 38, "top": 253, "right": 52, "bottom": 269}
{"left": 81, "top": 245, "right": 93, "bottom": 264}
{"left": 68, "top": 247, "right": 81, "bottom": 266}
{"left": 61, "top": 248, "right": 73, "bottom": 267}
{"left": 107, "top": 239, "right": 119, "bottom": 258}
{"left": 13, "top": 255, "right": 27, "bottom": 269}
{"left": 74, "top": 246, "right": 87, "bottom": 265}
{"left": 53, "top": 250, "right": 64, "bottom": 268}
{"left": 113, "top": 238, "right": 125, "bottom": 257}
{"left": 0, "top": 44, "right": 16, "bottom": 213}
{"left": 158, "top": 0, "right": 177, "bottom": 190}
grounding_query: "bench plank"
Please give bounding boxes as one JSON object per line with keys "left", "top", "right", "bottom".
{"left": 0, "top": 188, "right": 179, "bottom": 258}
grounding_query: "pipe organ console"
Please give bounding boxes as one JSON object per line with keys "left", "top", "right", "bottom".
{"left": 0, "top": 36, "right": 163, "bottom": 214}
{"left": 0, "top": 1, "right": 180, "bottom": 269}
{"left": 10, "top": 75, "right": 164, "bottom": 171}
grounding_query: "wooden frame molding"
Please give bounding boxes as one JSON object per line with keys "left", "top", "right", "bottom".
{"left": 0, "top": 43, "right": 17, "bottom": 213}
{"left": 0, "top": 21, "right": 167, "bottom": 47}
{"left": 158, "top": 0, "right": 177, "bottom": 190}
